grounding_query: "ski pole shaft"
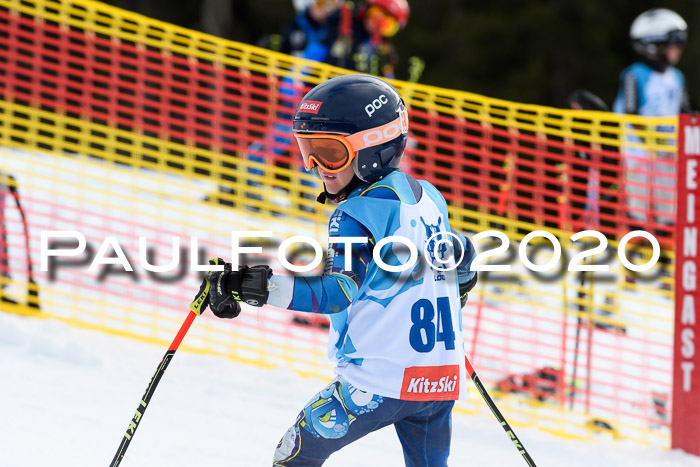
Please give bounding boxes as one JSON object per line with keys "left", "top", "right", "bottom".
{"left": 109, "top": 310, "right": 198, "bottom": 467}
{"left": 7, "top": 175, "right": 40, "bottom": 308}
{"left": 464, "top": 356, "right": 537, "bottom": 467}
{"left": 110, "top": 260, "right": 212, "bottom": 466}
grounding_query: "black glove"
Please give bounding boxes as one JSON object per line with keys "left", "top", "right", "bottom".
{"left": 206, "top": 261, "right": 242, "bottom": 319}
{"left": 206, "top": 260, "right": 272, "bottom": 318}
{"left": 459, "top": 272, "right": 478, "bottom": 308}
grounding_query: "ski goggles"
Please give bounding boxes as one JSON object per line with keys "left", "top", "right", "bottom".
{"left": 667, "top": 29, "right": 688, "bottom": 46}
{"left": 366, "top": 6, "right": 400, "bottom": 38}
{"left": 295, "top": 108, "right": 408, "bottom": 173}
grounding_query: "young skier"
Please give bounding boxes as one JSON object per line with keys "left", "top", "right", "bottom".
{"left": 195, "top": 74, "right": 477, "bottom": 465}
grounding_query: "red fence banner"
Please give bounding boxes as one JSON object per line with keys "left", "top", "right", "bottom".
{"left": 673, "top": 113, "right": 700, "bottom": 455}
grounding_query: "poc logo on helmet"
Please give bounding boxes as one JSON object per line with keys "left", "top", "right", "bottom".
{"left": 365, "top": 94, "right": 388, "bottom": 117}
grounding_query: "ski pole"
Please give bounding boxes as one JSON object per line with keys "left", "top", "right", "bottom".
{"left": 464, "top": 355, "right": 537, "bottom": 467}
{"left": 109, "top": 273, "right": 214, "bottom": 467}
{"left": 7, "top": 175, "right": 40, "bottom": 309}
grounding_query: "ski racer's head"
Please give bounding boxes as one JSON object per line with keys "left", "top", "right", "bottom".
{"left": 630, "top": 8, "right": 687, "bottom": 66}
{"left": 363, "top": 0, "right": 410, "bottom": 39}
{"left": 293, "top": 74, "right": 408, "bottom": 203}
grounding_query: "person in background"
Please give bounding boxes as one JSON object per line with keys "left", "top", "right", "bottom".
{"left": 279, "top": 0, "right": 345, "bottom": 61}
{"left": 613, "top": 8, "right": 690, "bottom": 117}
{"left": 612, "top": 8, "right": 689, "bottom": 230}
{"left": 328, "top": 0, "right": 410, "bottom": 79}
{"left": 236, "top": 1, "right": 346, "bottom": 217}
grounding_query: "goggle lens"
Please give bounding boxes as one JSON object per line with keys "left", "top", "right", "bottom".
{"left": 295, "top": 135, "right": 353, "bottom": 172}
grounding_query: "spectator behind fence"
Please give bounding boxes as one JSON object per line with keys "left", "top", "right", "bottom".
{"left": 613, "top": 8, "right": 690, "bottom": 229}
{"left": 328, "top": 0, "right": 411, "bottom": 79}
{"left": 613, "top": 8, "right": 690, "bottom": 117}
{"left": 234, "top": 0, "right": 414, "bottom": 217}
{"left": 279, "top": 0, "right": 344, "bottom": 61}
{"left": 223, "top": 1, "right": 346, "bottom": 212}
{"left": 567, "top": 90, "right": 614, "bottom": 231}
{"left": 263, "top": 0, "right": 418, "bottom": 81}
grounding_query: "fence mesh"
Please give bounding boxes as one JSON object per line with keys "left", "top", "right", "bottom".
{"left": 0, "top": 0, "right": 678, "bottom": 446}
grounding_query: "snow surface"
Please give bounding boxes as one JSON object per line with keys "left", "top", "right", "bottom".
{"left": 1, "top": 311, "right": 699, "bottom": 467}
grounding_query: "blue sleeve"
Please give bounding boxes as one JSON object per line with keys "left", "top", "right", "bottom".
{"left": 451, "top": 228, "right": 476, "bottom": 285}
{"left": 286, "top": 210, "right": 372, "bottom": 314}
{"left": 303, "top": 43, "right": 330, "bottom": 62}
{"left": 613, "top": 64, "right": 646, "bottom": 115}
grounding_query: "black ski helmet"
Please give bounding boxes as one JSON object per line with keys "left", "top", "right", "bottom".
{"left": 293, "top": 74, "right": 408, "bottom": 184}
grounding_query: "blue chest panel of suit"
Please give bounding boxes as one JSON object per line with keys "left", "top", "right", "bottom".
{"left": 613, "top": 62, "right": 685, "bottom": 116}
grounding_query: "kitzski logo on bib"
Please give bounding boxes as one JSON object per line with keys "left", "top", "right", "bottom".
{"left": 400, "top": 365, "right": 459, "bottom": 401}
{"left": 298, "top": 100, "right": 322, "bottom": 114}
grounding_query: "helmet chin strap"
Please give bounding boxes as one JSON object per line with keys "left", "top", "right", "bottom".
{"left": 316, "top": 175, "right": 363, "bottom": 205}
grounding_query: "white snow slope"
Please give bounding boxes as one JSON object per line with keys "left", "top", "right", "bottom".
{"left": 1, "top": 311, "right": 699, "bottom": 467}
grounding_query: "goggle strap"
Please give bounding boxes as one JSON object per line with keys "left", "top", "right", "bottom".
{"left": 345, "top": 109, "right": 408, "bottom": 151}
